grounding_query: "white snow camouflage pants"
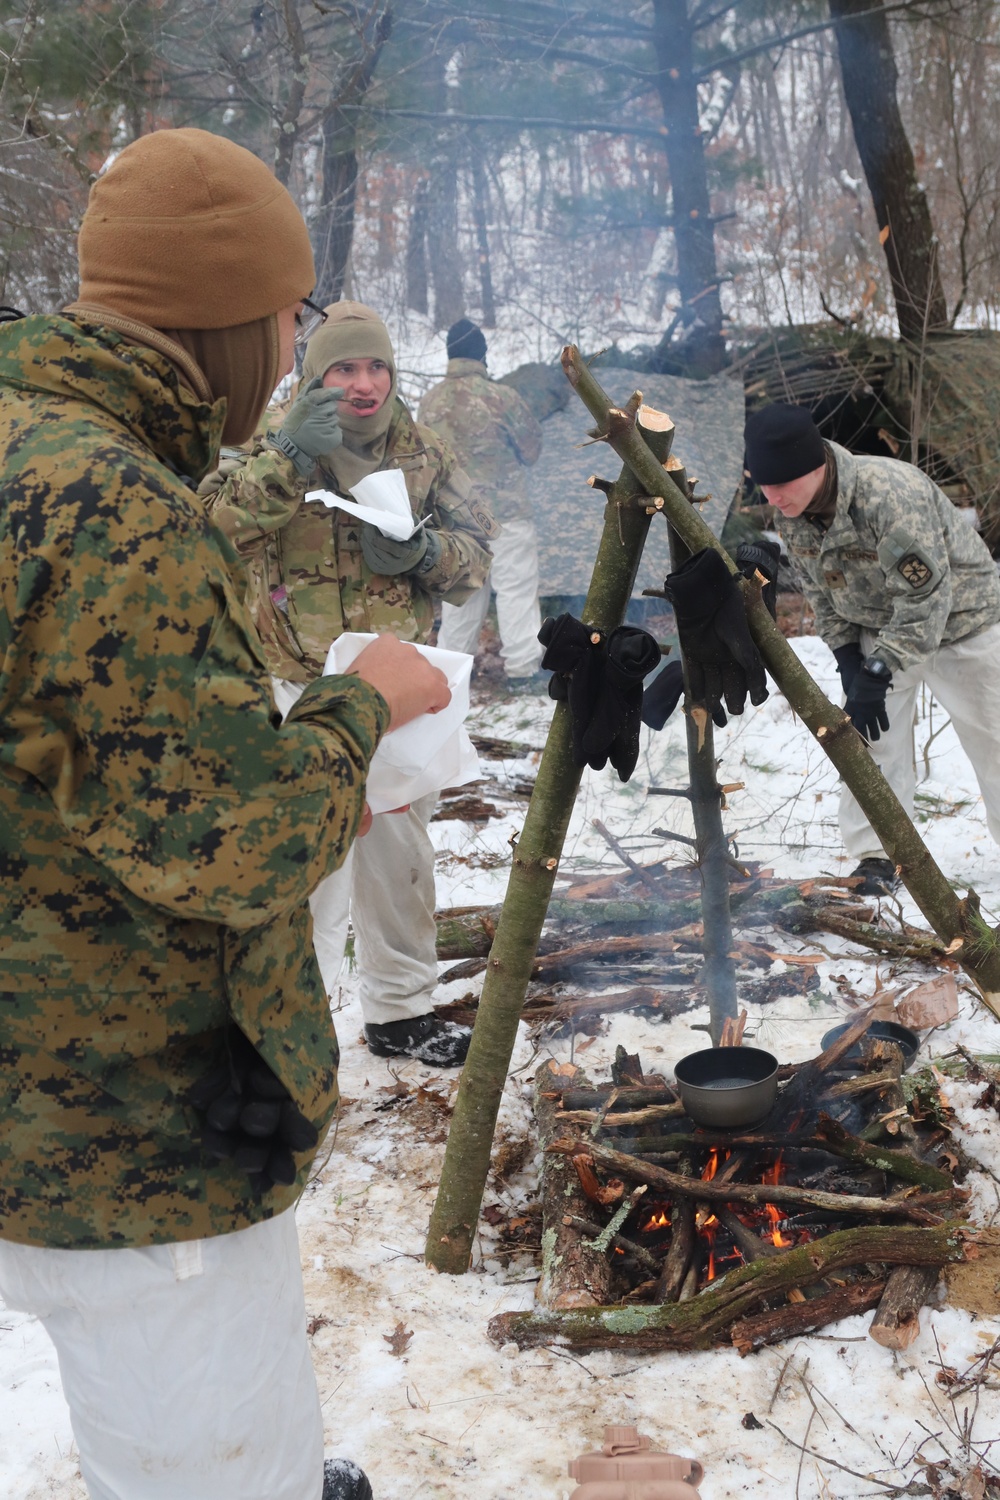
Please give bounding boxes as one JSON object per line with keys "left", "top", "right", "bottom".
{"left": 840, "top": 621, "right": 1000, "bottom": 861}
{"left": 438, "top": 516, "right": 543, "bottom": 678}
{"left": 0, "top": 1211, "right": 326, "bottom": 1500}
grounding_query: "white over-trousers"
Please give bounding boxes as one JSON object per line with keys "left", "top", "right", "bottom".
{"left": 438, "top": 516, "right": 543, "bottom": 678}
{"left": 0, "top": 1211, "right": 325, "bottom": 1500}
{"left": 271, "top": 678, "right": 439, "bottom": 1025}
{"left": 840, "top": 621, "right": 1000, "bottom": 861}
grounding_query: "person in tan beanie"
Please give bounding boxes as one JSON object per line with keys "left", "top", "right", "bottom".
{"left": 203, "top": 301, "right": 498, "bottom": 1069}
{"left": 0, "top": 127, "right": 449, "bottom": 1500}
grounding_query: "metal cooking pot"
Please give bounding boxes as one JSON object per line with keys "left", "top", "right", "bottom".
{"left": 820, "top": 1020, "right": 919, "bottom": 1069}
{"left": 673, "top": 1046, "right": 779, "bottom": 1129}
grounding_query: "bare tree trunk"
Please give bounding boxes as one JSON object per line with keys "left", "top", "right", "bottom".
{"left": 406, "top": 178, "right": 430, "bottom": 315}
{"left": 426, "top": 147, "right": 466, "bottom": 329}
{"left": 649, "top": 0, "right": 726, "bottom": 375}
{"left": 829, "top": 0, "right": 949, "bottom": 341}
{"left": 312, "top": 112, "right": 358, "bottom": 305}
{"left": 470, "top": 144, "right": 496, "bottom": 328}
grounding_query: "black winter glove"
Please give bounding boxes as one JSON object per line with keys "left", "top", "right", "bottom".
{"left": 833, "top": 643, "right": 865, "bottom": 696}
{"left": 539, "top": 615, "right": 659, "bottom": 780}
{"left": 663, "top": 548, "right": 769, "bottom": 727}
{"left": 539, "top": 614, "right": 607, "bottom": 769}
{"left": 189, "top": 1026, "right": 319, "bottom": 1195}
{"left": 844, "top": 663, "right": 892, "bottom": 742}
{"left": 360, "top": 523, "right": 440, "bottom": 576}
{"left": 641, "top": 657, "right": 685, "bottom": 731}
{"left": 735, "top": 537, "right": 782, "bottom": 621}
{"left": 595, "top": 626, "right": 663, "bottom": 779}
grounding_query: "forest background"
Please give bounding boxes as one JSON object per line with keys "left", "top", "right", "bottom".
{"left": 3, "top": 0, "right": 1000, "bottom": 395}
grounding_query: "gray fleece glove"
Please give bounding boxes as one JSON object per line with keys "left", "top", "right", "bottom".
{"left": 268, "top": 377, "right": 345, "bottom": 476}
{"left": 360, "top": 523, "right": 441, "bottom": 576}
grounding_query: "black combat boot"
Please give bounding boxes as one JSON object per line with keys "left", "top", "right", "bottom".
{"left": 322, "top": 1458, "right": 373, "bottom": 1500}
{"left": 850, "top": 857, "right": 898, "bottom": 896}
{"left": 364, "top": 1013, "right": 471, "bottom": 1067}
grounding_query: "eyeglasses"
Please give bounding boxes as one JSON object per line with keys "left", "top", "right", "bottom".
{"left": 294, "top": 296, "right": 327, "bottom": 345}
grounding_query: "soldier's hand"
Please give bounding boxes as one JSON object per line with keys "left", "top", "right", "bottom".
{"left": 268, "top": 377, "right": 345, "bottom": 476}
{"left": 844, "top": 661, "right": 892, "bottom": 742}
{"left": 360, "top": 522, "right": 441, "bottom": 577}
{"left": 351, "top": 635, "right": 451, "bottom": 729}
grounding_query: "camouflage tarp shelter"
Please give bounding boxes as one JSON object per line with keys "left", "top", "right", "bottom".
{"left": 741, "top": 326, "right": 1000, "bottom": 550}
{"left": 500, "top": 362, "right": 745, "bottom": 599}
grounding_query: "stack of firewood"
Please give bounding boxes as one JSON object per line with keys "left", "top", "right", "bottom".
{"left": 488, "top": 1012, "right": 971, "bottom": 1355}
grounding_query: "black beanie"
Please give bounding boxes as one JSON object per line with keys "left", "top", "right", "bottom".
{"left": 446, "top": 317, "right": 487, "bottom": 363}
{"left": 744, "top": 403, "right": 825, "bottom": 485}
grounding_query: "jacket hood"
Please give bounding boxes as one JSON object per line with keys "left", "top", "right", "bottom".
{"left": 0, "top": 314, "right": 227, "bottom": 484}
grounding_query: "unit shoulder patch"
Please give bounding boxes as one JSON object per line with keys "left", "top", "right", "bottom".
{"left": 898, "top": 552, "right": 933, "bottom": 589}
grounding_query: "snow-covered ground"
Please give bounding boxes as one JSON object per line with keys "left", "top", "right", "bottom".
{"left": 4, "top": 636, "right": 1000, "bottom": 1499}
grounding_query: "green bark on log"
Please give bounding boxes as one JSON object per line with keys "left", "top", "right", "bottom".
{"left": 560, "top": 345, "right": 1000, "bottom": 1013}
{"left": 487, "top": 1222, "right": 962, "bottom": 1351}
{"left": 425, "top": 404, "right": 676, "bottom": 1274}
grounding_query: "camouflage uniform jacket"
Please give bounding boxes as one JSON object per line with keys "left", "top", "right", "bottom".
{"left": 418, "top": 357, "right": 543, "bottom": 524}
{"left": 776, "top": 441, "right": 1000, "bottom": 672}
{"left": 0, "top": 316, "right": 389, "bottom": 1250}
{"left": 200, "top": 399, "right": 497, "bottom": 682}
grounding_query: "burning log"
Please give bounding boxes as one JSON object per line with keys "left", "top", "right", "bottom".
{"left": 572, "top": 1141, "right": 965, "bottom": 1223}
{"left": 654, "top": 1166, "right": 696, "bottom": 1304}
{"left": 868, "top": 1264, "right": 941, "bottom": 1349}
{"left": 814, "top": 1113, "right": 953, "bottom": 1191}
{"left": 731, "top": 1278, "right": 888, "bottom": 1355}
{"left": 487, "top": 1223, "right": 962, "bottom": 1352}
{"left": 534, "top": 1064, "right": 615, "bottom": 1308}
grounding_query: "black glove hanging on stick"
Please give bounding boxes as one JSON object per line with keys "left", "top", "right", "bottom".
{"left": 641, "top": 658, "right": 685, "bottom": 731}
{"left": 538, "top": 614, "right": 659, "bottom": 779}
{"left": 189, "top": 1025, "right": 319, "bottom": 1195}
{"left": 844, "top": 657, "right": 892, "bottom": 742}
{"left": 734, "top": 536, "right": 782, "bottom": 621}
{"left": 588, "top": 625, "right": 662, "bottom": 780}
{"left": 539, "top": 613, "right": 608, "bottom": 770}
{"left": 663, "top": 548, "right": 769, "bottom": 726}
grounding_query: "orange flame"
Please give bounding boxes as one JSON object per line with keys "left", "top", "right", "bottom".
{"left": 641, "top": 1208, "right": 671, "bottom": 1231}
{"left": 761, "top": 1156, "right": 793, "bottom": 1247}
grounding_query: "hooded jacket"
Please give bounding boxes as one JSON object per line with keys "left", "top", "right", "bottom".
{"left": 418, "top": 357, "right": 542, "bottom": 524}
{"left": 0, "top": 315, "right": 388, "bottom": 1249}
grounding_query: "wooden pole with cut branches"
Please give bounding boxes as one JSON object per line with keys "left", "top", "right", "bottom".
{"left": 560, "top": 344, "right": 1000, "bottom": 1012}
{"left": 425, "top": 402, "right": 675, "bottom": 1275}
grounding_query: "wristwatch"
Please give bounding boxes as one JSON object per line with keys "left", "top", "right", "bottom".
{"left": 862, "top": 655, "right": 893, "bottom": 682}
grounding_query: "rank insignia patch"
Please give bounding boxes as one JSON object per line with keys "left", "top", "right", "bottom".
{"left": 898, "top": 553, "right": 933, "bottom": 588}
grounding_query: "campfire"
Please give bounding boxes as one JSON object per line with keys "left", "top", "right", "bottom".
{"left": 488, "top": 1007, "right": 970, "bottom": 1355}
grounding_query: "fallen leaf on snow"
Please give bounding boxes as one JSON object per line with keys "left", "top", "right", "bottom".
{"left": 383, "top": 1321, "right": 414, "bottom": 1357}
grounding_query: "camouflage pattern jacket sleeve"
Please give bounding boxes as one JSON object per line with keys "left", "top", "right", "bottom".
{"left": 200, "top": 400, "right": 497, "bottom": 678}
{"left": 777, "top": 442, "right": 1000, "bottom": 671}
{"left": 0, "top": 316, "right": 390, "bottom": 1249}
{"left": 418, "top": 358, "right": 542, "bottom": 523}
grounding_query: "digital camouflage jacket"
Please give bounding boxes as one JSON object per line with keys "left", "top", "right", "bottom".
{"left": 0, "top": 315, "right": 389, "bottom": 1250}
{"left": 776, "top": 442, "right": 1000, "bottom": 672}
{"left": 200, "top": 399, "right": 497, "bottom": 682}
{"left": 418, "top": 357, "right": 543, "bottom": 524}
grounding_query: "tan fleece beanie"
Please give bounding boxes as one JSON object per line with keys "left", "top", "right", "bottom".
{"left": 77, "top": 128, "right": 315, "bottom": 330}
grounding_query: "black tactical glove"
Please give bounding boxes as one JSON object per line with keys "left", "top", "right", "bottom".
{"left": 844, "top": 658, "right": 892, "bottom": 742}
{"left": 641, "top": 658, "right": 685, "bottom": 731}
{"left": 268, "top": 377, "right": 345, "bottom": 477}
{"left": 663, "top": 548, "right": 769, "bottom": 727}
{"left": 189, "top": 1026, "right": 319, "bottom": 1194}
{"left": 360, "top": 523, "right": 440, "bottom": 577}
{"left": 539, "top": 613, "right": 607, "bottom": 769}
{"left": 593, "top": 626, "right": 662, "bottom": 780}
{"left": 735, "top": 537, "right": 782, "bottom": 621}
{"left": 833, "top": 642, "right": 865, "bottom": 696}
{"left": 539, "top": 615, "right": 659, "bottom": 780}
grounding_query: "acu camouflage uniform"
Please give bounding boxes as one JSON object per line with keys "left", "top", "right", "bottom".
{"left": 0, "top": 315, "right": 389, "bottom": 1250}
{"left": 417, "top": 357, "right": 542, "bottom": 523}
{"left": 777, "top": 441, "right": 1000, "bottom": 669}
{"left": 200, "top": 398, "right": 497, "bottom": 683}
